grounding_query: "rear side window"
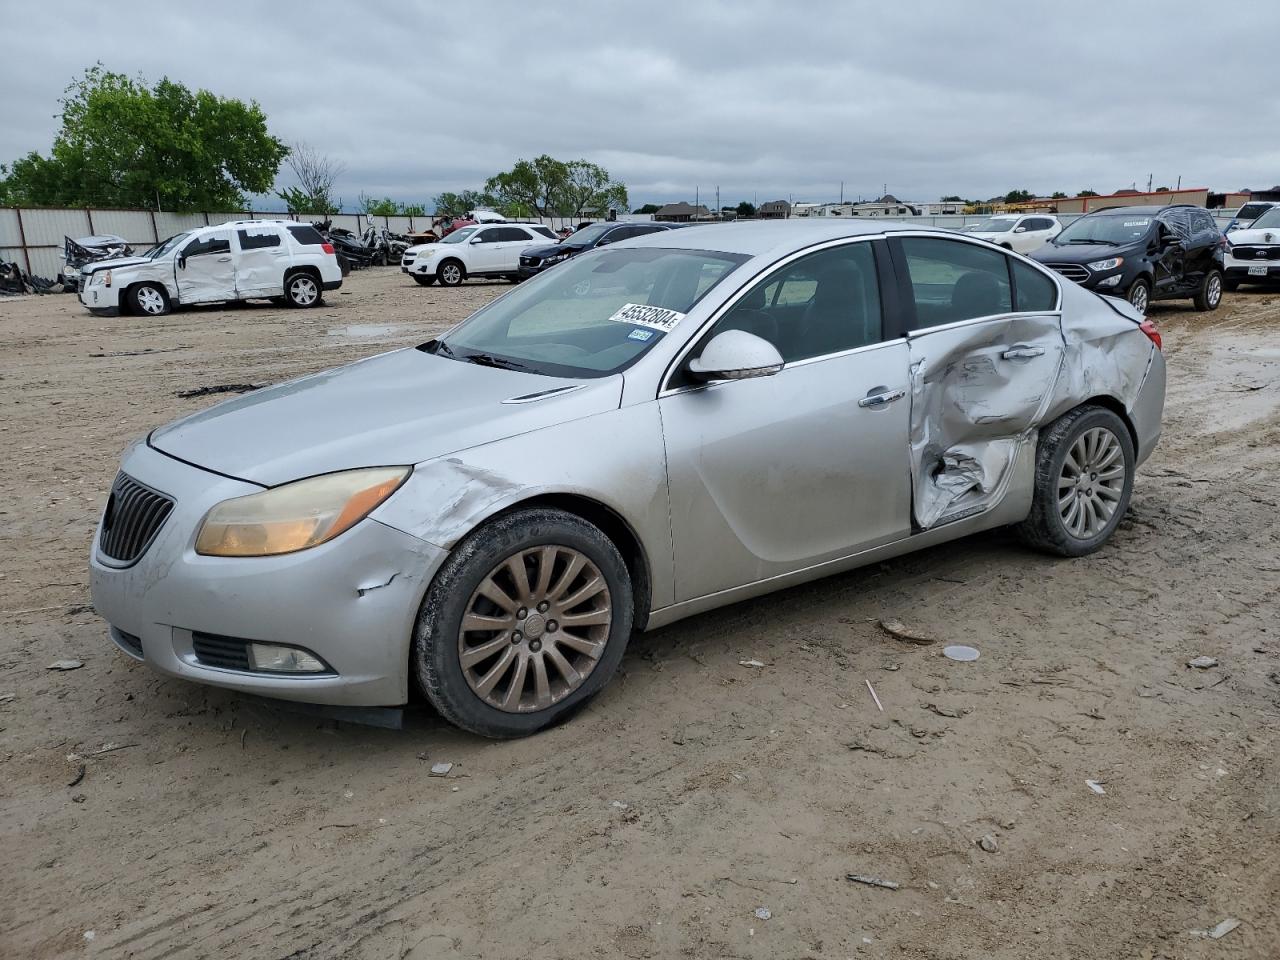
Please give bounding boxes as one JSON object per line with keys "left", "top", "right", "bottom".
{"left": 898, "top": 237, "right": 1012, "bottom": 329}
{"left": 532, "top": 225, "right": 556, "bottom": 239}
{"left": 1012, "top": 260, "right": 1058, "bottom": 312}
{"left": 498, "top": 227, "right": 532, "bottom": 241}
{"left": 238, "top": 229, "right": 281, "bottom": 250}
{"left": 1192, "top": 211, "right": 1217, "bottom": 235}
{"left": 286, "top": 225, "right": 326, "bottom": 245}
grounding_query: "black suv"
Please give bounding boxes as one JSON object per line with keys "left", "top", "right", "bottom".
{"left": 1031, "top": 205, "right": 1225, "bottom": 315}
{"left": 518, "top": 221, "right": 684, "bottom": 279}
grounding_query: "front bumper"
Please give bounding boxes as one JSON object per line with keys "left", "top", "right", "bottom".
{"left": 89, "top": 442, "right": 448, "bottom": 706}
{"left": 400, "top": 257, "right": 437, "bottom": 277}
{"left": 79, "top": 280, "right": 119, "bottom": 313}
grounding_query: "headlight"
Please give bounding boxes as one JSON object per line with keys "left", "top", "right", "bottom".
{"left": 545, "top": 252, "right": 570, "bottom": 263}
{"left": 1087, "top": 257, "right": 1124, "bottom": 272}
{"left": 195, "top": 466, "right": 410, "bottom": 557}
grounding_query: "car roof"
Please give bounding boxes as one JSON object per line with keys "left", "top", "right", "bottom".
{"left": 622, "top": 218, "right": 914, "bottom": 257}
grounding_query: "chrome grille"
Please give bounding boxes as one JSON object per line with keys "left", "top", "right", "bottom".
{"left": 98, "top": 472, "right": 174, "bottom": 565}
{"left": 1044, "top": 262, "right": 1090, "bottom": 284}
{"left": 520, "top": 255, "right": 538, "bottom": 267}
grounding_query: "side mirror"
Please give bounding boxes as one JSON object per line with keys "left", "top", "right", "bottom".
{"left": 688, "top": 330, "right": 784, "bottom": 382}
{"left": 469, "top": 236, "right": 483, "bottom": 244}
{"left": 1014, "top": 226, "right": 1027, "bottom": 233}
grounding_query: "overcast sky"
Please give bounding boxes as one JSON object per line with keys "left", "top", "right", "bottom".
{"left": 3, "top": 0, "right": 1278, "bottom": 211}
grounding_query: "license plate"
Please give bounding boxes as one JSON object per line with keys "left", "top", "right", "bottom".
{"left": 1248, "top": 265, "right": 1268, "bottom": 276}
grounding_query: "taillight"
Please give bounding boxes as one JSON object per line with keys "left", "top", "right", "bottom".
{"left": 322, "top": 242, "right": 335, "bottom": 255}
{"left": 1139, "top": 319, "right": 1162, "bottom": 350}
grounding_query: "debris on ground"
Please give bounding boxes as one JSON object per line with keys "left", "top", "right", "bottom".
{"left": 1085, "top": 780, "right": 1107, "bottom": 795}
{"left": 0, "top": 693, "right": 15, "bottom": 703}
{"left": 942, "top": 645, "right": 980, "bottom": 662}
{"left": 610, "top": 800, "right": 629, "bottom": 810}
{"left": 67, "top": 765, "right": 86, "bottom": 788}
{"left": 739, "top": 658, "right": 766, "bottom": 668}
{"left": 754, "top": 907, "right": 771, "bottom": 920}
{"left": 1187, "top": 655, "right": 1219, "bottom": 669}
{"left": 429, "top": 762, "right": 453, "bottom": 777}
{"left": 1190, "top": 918, "right": 1242, "bottom": 940}
{"left": 865, "top": 679, "right": 884, "bottom": 711}
{"left": 46, "top": 659, "right": 84, "bottom": 671}
{"left": 175, "top": 383, "right": 264, "bottom": 398}
{"left": 846, "top": 874, "right": 900, "bottom": 890}
{"left": 876, "top": 619, "right": 935, "bottom": 645}
{"left": 977, "top": 834, "right": 999, "bottom": 853}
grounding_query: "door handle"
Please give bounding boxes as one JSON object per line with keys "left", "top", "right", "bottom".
{"left": 858, "top": 388, "right": 906, "bottom": 408}
{"left": 216, "top": 256, "right": 232, "bottom": 263}
{"left": 1001, "top": 346, "right": 1045, "bottom": 361}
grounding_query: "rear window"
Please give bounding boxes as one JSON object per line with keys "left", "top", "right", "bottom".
{"left": 238, "top": 229, "right": 281, "bottom": 250}
{"left": 287, "top": 225, "right": 327, "bottom": 245}
{"left": 532, "top": 226, "right": 556, "bottom": 239}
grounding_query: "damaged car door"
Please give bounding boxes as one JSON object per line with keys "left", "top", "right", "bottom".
{"left": 176, "top": 230, "right": 235, "bottom": 303}
{"left": 234, "top": 226, "right": 286, "bottom": 297}
{"left": 660, "top": 239, "right": 912, "bottom": 601}
{"left": 889, "top": 236, "right": 1065, "bottom": 529}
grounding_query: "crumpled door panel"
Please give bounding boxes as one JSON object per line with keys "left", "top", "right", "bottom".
{"left": 907, "top": 314, "right": 1065, "bottom": 528}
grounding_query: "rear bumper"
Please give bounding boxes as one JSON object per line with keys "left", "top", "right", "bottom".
{"left": 1130, "top": 346, "right": 1166, "bottom": 467}
{"left": 322, "top": 279, "right": 342, "bottom": 291}
{"left": 89, "top": 441, "right": 448, "bottom": 706}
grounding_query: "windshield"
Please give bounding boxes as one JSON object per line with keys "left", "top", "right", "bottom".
{"left": 1053, "top": 214, "right": 1153, "bottom": 245}
{"left": 441, "top": 227, "right": 477, "bottom": 244}
{"left": 1247, "top": 208, "right": 1280, "bottom": 230}
{"left": 433, "top": 247, "right": 748, "bottom": 378}
{"left": 964, "top": 218, "right": 1015, "bottom": 233}
{"left": 147, "top": 232, "right": 191, "bottom": 259}
{"left": 563, "top": 223, "right": 612, "bottom": 247}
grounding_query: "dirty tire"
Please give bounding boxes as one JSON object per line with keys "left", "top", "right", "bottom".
{"left": 1126, "top": 278, "right": 1150, "bottom": 316}
{"left": 1017, "top": 405, "right": 1135, "bottom": 557}
{"left": 129, "top": 282, "right": 171, "bottom": 317}
{"left": 284, "top": 271, "right": 321, "bottom": 308}
{"left": 438, "top": 259, "right": 464, "bottom": 287}
{"left": 413, "top": 508, "right": 633, "bottom": 738}
{"left": 413, "top": 275, "right": 436, "bottom": 286}
{"left": 1193, "top": 269, "right": 1223, "bottom": 311}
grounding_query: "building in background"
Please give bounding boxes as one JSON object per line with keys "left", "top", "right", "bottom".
{"left": 653, "top": 202, "right": 715, "bottom": 222}
{"left": 758, "top": 200, "right": 791, "bottom": 219}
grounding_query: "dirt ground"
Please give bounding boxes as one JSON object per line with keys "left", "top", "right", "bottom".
{"left": 1, "top": 268, "right": 1277, "bottom": 960}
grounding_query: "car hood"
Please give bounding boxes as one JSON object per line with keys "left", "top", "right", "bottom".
{"left": 149, "top": 348, "right": 623, "bottom": 486}
{"left": 81, "top": 256, "right": 156, "bottom": 275}
{"left": 524, "top": 242, "right": 587, "bottom": 259}
{"left": 1228, "top": 226, "right": 1280, "bottom": 245}
{"left": 1032, "top": 242, "right": 1131, "bottom": 264}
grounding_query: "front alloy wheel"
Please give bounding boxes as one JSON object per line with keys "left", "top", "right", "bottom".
{"left": 1127, "top": 279, "right": 1150, "bottom": 315}
{"left": 439, "top": 261, "right": 464, "bottom": 286}
{"left": 459, "top": 546, "right": 612, "bottom": 712}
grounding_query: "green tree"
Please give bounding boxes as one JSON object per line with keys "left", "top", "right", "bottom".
{"left": 0, "top": 65, "right": 286, "bottom": 210}
{"left": 1004, "top": 189, "right": 1035, "bottom": 204}
{"left": 360, "top": 194, "right": 400, "bottom": 216}
{"left": 940, "top": 195, "right": 966, "bottom": 203}
{"left": 1050, "top": 191, "right": 1068, "bottom": 199}
{"left": 484, "top": 155, "right": 628, "bottom": 217}
{"left": 736, "top": 201, "right": 757, "bottom": 217}
{"left": 633, "top": 203, "right": 662, "bottom": 215}
{"left": 401, "top": 203, "right": 427, "bottom": 217}
{"left": 277, "top": 142, "right": 343, "bottom": 214}
{"left": 1077, "top": 189, "right": 1099, "bottom": 197}
{"left": 433, "top": 189, "right": 495, "bottom": 218}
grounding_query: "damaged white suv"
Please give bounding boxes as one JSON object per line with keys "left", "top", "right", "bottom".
{"left": 79, "top": 220, "right": 343, "bottom": 316}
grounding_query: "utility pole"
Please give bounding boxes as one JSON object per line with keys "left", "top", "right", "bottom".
{"left": 1176, "top": 175, "right": 1181, "bottom": 190}
{"left": 1147, "top": 173, "right": 1153, "bottom": 193}
{"left": 840, "top": 181, "right": 844, "bottom": 204}
{"left": 715, "top": 185, "right": 720, "bottom": 219}
{"left": 695, "top": 186, "right": 699, "bottom": 212}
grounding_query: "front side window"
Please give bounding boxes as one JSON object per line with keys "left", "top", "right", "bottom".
{"left": 474, "top": 229, "right": 503, "bottom": 244}
{"left": 532, "top": 225, "right": 556, "bottom": 239}
{"left": 183, "top": 234, "right": 231, "bottom": 258}
{"left": 432, "top": 247, "right": 747, "bottom": 378}
{"left": 965, "top": 218, "right": 1015, "bottom": 233}
{"left": 899, "top": 237, "right": 1012, "bottom": 329}
{"left": 704, "top": 241, "right": 883, "bottom": 364}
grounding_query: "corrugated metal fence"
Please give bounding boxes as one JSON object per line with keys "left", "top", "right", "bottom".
{"left": 0, "top": 206, "right": 1243, "bottom": 280}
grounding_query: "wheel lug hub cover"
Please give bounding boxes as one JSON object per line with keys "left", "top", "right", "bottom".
{"left": 522, "top": 613, "right": 547, "bottom": 640}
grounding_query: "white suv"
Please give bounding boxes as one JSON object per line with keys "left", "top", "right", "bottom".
{"left": 78, "top": 220, "right": 343, "bottom": 316}
{"left": 962, "top": 214, "right": 1062, "bottom": 253}
{"left": 401, "top": 223, "right": 556, "bottom": 286}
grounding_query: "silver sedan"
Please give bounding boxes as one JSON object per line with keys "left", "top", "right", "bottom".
{"left": 90, "top": 220, "right": 1166, "bottom": 737}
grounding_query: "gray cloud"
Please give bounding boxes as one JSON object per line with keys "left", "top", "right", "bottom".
{"left": 3, "top": 0, "right": 1278, "bottom": 210}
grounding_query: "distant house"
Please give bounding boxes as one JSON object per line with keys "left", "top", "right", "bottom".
{"left": 653, "top": 202, "right": 714, "bottom": 222}
{"left": 758, "top": 200, "right": 790, "bottom": 219}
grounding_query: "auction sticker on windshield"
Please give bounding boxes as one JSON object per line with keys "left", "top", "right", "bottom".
{"left": 607, "top": 303, "right": 686, "bottom": 333}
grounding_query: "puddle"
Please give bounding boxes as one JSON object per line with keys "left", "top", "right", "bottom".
{"left": 326, "top": 324, "right": 403, "bottom": 338}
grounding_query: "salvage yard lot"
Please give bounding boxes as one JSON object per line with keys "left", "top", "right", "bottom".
{"left": 1, "top": 269, "right": 1278, "bottom": 959}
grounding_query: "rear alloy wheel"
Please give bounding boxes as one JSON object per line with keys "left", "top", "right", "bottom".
{"left": 1194, "top": 269, "right": 1223, "bottom": 311}
{"left": 1017, "top": 405, "right": 1134, "bottom": 557}
{"left": 130, "top": 282, "right": 170, "bottom": 317}
{"left": 413, "top": 275, "right": 436, "bottom": 287}
{"left": 438, "top": 260, "right": 464, "bottom": 286}
{"left": 414, "top": 508, "right": 633, "bottom": 738}
{"left": 284, "top": 272, "right": 320, "bottom": 308}
{"left": 1126, "top": 278, "right": 1150, "bottom": 316}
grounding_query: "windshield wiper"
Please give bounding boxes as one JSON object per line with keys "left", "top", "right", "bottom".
{"left": 1063, "top": 238, "right": 1117, "bottom": 246}
{"left": 461, "top": 352, "right": 530, "bottom": 371}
